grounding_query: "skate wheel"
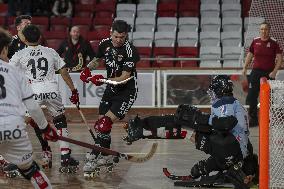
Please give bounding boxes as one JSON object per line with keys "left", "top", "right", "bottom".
{"left": 59, "top": 167, "right": 67, "bottom": 173}
{"left": 126, "top": 141, "right": 132, "bottom": 145}
{"left": 107, "top": 166, "right": 113, "bottom": 172}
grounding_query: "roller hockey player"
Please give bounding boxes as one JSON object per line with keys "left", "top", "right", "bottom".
{"left": 80, "top": 20, "right": 140, "bottom": 177}
{"left": 9, "top": 25, "right": 79, "bottom": 173}
{"left": 124, "top": 75, "right": 259, "bottom": 188}
{"left": 0, "top": 28, "right": 57, "bottom": 188}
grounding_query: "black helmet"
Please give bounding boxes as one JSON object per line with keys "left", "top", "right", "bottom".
{"left": 208, "top": 75, "right": 233, "bottom": 98}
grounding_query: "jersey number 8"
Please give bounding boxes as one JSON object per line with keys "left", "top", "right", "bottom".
{"left": 0, "top": 74, "right": 6, "bottom": 99}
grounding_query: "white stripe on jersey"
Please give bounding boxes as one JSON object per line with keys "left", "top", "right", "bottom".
{"left": 9, "top": 45, "right": 66, "bottom": 83}
{"left": 125, "top": 41, "right": 133, "bottom": 58}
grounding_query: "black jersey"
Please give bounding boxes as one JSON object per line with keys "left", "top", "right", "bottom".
{"left": 8, "top": 35, "right": 27, "bottom": 59}
{"left": 97, "top": 38, "right": 140, "bottom": 91}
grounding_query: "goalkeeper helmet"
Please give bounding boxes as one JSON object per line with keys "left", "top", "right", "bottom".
{"left": 208, "top": 75, "right": 233, "bottom": 99}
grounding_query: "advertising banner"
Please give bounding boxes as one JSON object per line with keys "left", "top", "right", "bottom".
{"left": 59, "top": 71, "right": 155, "bottom": 107}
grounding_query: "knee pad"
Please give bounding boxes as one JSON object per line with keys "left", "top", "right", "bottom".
{"left": 94, "top": 116, "right": 113, "bottom": 133}
{"left": 17, "top": 161, "right": 39, "bottom": 180}
{"left": 53, "top": 114, "right": 67, "bottom": 129}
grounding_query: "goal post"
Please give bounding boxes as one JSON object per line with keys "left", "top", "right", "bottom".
{"left": 259, "top": 77, "right": 284, "bottom": 189}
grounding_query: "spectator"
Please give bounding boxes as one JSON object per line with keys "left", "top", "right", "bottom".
{"left": 52, "top": 0, "right": 73, "bottom": 18}
{"left": 57, "top": 25, "right": 95, "bottom": 72}
{"left": 242, "top": 21, "right": 283, "bottom": 127}
{"left": 7, "top": 0, "right": 31, "bottom": 16}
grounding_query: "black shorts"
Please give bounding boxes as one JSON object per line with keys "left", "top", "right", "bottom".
{"left": 99, "top": 87, "right": 137, "bottom": 120}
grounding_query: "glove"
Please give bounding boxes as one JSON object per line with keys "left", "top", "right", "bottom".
{"left": 69, "top": 89, "right": 79, "bottom": 105}
{"left": 89, "top": 74, "right": 104, "bottom": 86}
{"left": 41, "top": 123, "right": 58, "bottom": 142}
{"left": 80, "top": 67, "right": 92, "bottom": 83}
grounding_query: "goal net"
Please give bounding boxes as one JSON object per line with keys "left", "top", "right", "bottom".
{"left": 242, "top": 0, "right": 284, "bottom": 66}
{"left": 259, "top": 78, "right": 284, "bottom": 189}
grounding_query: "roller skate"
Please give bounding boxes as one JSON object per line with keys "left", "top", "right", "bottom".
{"left": 59, "top": 152, "right": 79, "bottom": 173}
{"left": 41, "top": 146, "right": 52, "bottom": 169}
{"left": 83, "top": 152, "right": 119, "bottom": 178}
{"left": 3, "top": 163, "right": 21, "bottom": 178}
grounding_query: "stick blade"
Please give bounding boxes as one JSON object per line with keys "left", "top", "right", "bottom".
{"left": 126, "top": 142, "right": 158, "bottom": 163}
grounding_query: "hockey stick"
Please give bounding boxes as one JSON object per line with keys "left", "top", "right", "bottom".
{"left": 98, "top": 76, "right": 134, "bottom": 85}
{"left": 57, "top": 135, "right": 158, "bottom": 163}
{"left": 163, "top": 168, "right": 192, "bottom": 181}
{"left": 76, "top": 104, "right": 97, "bottom": 142}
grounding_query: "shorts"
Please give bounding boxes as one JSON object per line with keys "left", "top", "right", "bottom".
{"left": 0, "top": 116, "right": 33, "bottom": 166}
{"left": 26, "top": 90, "right": 65, "bottom": 118}
{"left": 99, "top": 87, "right": 137, "bottom": 120}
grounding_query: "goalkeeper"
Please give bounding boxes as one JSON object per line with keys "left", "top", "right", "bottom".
{"left": 124, "top": 75, "right": 258, "bottom": 188}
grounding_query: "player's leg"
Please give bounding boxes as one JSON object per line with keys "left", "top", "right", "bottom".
{"left": 26, "top": 116, "right": 52, "bottom": 169}
{"left": 124, "top": 115, "right": 188, "bottom": 144}
{"left": 47, "top": 94, "right": 79, "bottom": 173}
{"left": 2, "top": 117, "right": 52, "bottom": 188}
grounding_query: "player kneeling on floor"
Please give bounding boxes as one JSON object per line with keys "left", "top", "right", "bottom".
{"left": 124, "top": 75, "right": 259, "bottom": 188}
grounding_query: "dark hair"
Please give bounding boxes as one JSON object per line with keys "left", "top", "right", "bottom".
{"left": 22, "top": 24, "right": 41, "bottom": 43}
{"left": 111, "top": 20, "right": 131, "bottom": 33}
{"left": 15, "top": 15, "right": 32, "bottom": 27}
{"left": 0, "top": 28, "right": 12, "bottom": 53}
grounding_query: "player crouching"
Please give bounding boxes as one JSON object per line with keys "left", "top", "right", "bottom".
{"left": 123, "top": 75, "right": 259, "bottom": 188}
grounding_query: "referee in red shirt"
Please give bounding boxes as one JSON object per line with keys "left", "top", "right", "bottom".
{"left": 242, "top": 21, "right": 283, "bottom": 127}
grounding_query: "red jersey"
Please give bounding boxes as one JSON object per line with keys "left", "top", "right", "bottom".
{"left": 249, "top": 37, "right": 282, "bottom": 72}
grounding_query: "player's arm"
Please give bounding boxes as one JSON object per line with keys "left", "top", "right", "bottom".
{"left": 59, "top": 67, "right": 76, "bottom": 91}
{"left": 108, "top": 71, "right": 132, "bottom": 82}
{"left": 270, "top": 53, "right": 283, "bottom": 79}
{"left": 242, "top": 52, "right": 253, "bottom": 76}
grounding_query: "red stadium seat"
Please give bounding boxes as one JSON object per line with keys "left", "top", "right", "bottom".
{"left": 136, "top": 47, "right": 152, "bottom": 68}
{"left": 50, "top": 17, "right": 70, "bottom": 31}
{"left": 87, "top": 29, "right": 109, "bottom": 41}
{"left": 90, "top": 40, "right": 100, "bottom": 52}
{"left": 153, "top": 47, "right": 175, "bottom": 67}
{"left": 44, "top": 31, "right": 67, "bottom": 50}
{"left": 178, "top": 1, "right": 200, "bottom": 17}
{"left": 46, "top": 39, "right": 63, "bottom": 50}
{"left": 157, "top": 2, "right": 177, "bottom": 17}
{"left": 176, "top": 47, "right": 199, "bottom": 68}
{"left": 0, "top": 3, "right": 7, "bottom": 16}
{"left": 0, "top": 16, "right": 5, "bottom": 26}
{"left": 93, "top": 17, "right": 113, "bottom": 31}
{"left": 44, "top": 31, "right": 67, "bottom": 39}
{"left": 7, "top": 16, "right": 16, "bottom": 29}
{"left": 74, "top": 4, "right": 95, "bottom": 17}
{"left": 94, "top": 2, "right": 115, "bottom": 19}
{"left": 32, "top": 17, "right": 49, "bottom": 31}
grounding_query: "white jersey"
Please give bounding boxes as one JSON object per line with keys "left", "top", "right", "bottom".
{"left": 9, "top": 45, "right": 66, "bottom": 92}
{"left": 0, "top": 59, "right": 33, "bottom": 117}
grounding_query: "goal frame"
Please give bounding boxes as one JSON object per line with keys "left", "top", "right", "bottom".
{"left": 259, "top": 77, "right": 270, "bottom": 189}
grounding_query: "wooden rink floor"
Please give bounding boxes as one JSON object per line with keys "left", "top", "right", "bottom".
{"left": 0, "top": 108, "right": 259, "bottom": 189}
